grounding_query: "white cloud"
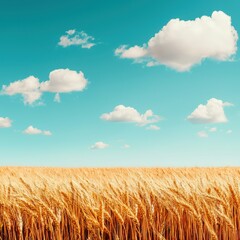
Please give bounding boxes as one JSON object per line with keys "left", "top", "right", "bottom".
{"left": 58, "top": 30, "right": 96, "bottom": 48}
{"left": 40, "top": 69, "right": 87, "bottom": 93}
{"left": 198, "top": 131, "right": 208, "bottom": 138}
{"left": 2, "top": 76, "right": 42, "bottom": 104}
{"left": 146, "top": 125, "right": 160, "bottom": 130}
{"left": 115, "top": 11, "right": 238, "bottom": 71}
{"left": 2, "top": 69, "right": 88, "bottom": 105}
{"left": 0, "top": 117, "right": 12, "bottom": 128}
{"left": 91, "top": 141, "right": 109, "bottom": 150}
{"left": 43, "top": 130, "right": 52, "bottom": 136}
{"left": 101, "top": 105, "right": 161, "bottom": 126}
{"left": 54, "top": 93, "right": 61, "bottom": 103}
{"left": 123, "top": 144, "right": 130, "bottom": 149}
{"left": 115, "top": 45, "right": 147, "bottom": 59}
{"left": 187, "top": 98, "right": 232, "bottom": 124}
{"left": 66, "top": 29, "right": 75, "bottom": 35}
{"left": 23, "top": 126, "right": 52, "bottom": 136}
{"left": 209, "top": 127, "right": 217, "bottom": 132}
{"left": 226, "top": 129, "right": 232, "bottom": 134}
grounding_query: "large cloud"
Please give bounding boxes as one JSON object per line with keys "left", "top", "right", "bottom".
{"left": 23, "top": 126, "right": 52, "bottom": 136}
{"left": 1, "top": 69, "right": 88, "bottom": 104}
{"left": 58, "top": 30, "right": 96, "bottom": 49}
{"left": 115, "top": 11, "right": 238, "bottom": 71}
{"left": 2, "top": 76, "right": 42, "bottom": 104}
{"left": 187, "top": 98, "right": 232, "bottom": 124}
{"left": 0, "top": 117, "right": 12, "bottom": 128}
{"left": 101, "top": 105, "right": 161, "bottom": 126}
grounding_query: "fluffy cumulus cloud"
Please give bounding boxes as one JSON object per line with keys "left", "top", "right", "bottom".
{"left": 115, "top": 11, "right": 238, "bottom": 71}
{"left": 187, "top": 98, "right": 232, "bottom": 124}
{"left": 101, "top": 105, "right": 161, "bottom": 126}
{"left": 1, "top": 69, "right": 88, "bottom": 104}
{"left": 91, "top": 141, "right": 109, "bottom": 150}
{"left": 2, "top": 76, "right": 42, "bottom": 104}
{"left": 58, "top": 30, "right": 96, "bottom": 48}
{"left": 23, "top": 126, "right": 52, "bottom": 136}
{"left": 40, "top": 69, "right": 87, "bottom": 93}
{"left": 0, "top": 117, "right": 12, "bottom": 128}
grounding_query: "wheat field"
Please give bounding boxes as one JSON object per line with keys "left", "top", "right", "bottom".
{"left": 0, "top": 167, "right": 239, "bottom": 240}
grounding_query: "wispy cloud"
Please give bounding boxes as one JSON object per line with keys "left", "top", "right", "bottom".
{"left": 58, "top": 30, "right": 96, "bottom": 48}
{"left": 146, "top": 125, "right": 160, "bottom": 131}
{"left": 197, "top": 131, "right": 208, "bottom": 138}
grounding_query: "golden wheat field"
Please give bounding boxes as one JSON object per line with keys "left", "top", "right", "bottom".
{"left": 0, "top": 167, "right": 240, "bottom": 240}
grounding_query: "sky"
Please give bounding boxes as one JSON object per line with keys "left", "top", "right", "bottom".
{"left": 0, "top": 0, "right": 240, "bottom": 167}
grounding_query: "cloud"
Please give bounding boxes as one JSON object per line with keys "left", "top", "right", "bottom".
{"left": 115, "top": 11, "right": 238, "bottom": 71}
{"left": 101, "top": 105, "right": 161, "bottom": 126}
{"left": 1, "top": 69, "right": 88, "bottom": 105}
{"left": 91, "top": 141, "right": 109, "bottom": 150}
{"left": 23, "top": 126, "right": 52, "bottom": 136}
{"left": 58, "top": 30, "right": 96, "bottom": 48}
{"left": 66, "top": 29, "right": 76, "bottom": 35}
{"left": 146, "top": 125, "right": 160, "bottom": 130}
{"left": 40, "top": 69, "right": 87, "bottom": 93}
{"left": 197, "top": 131, "right": 208, "bottom": 138}
{"left": 123, "top": 144, "right": 130, "bottom": 149}
{"left": 226, "top": 129, "right": 232, "bottom": 134}
{"left": 54, "top": 93, "right": 61, "bottom": 103}
{"left": 209, "top": 127, "right": 217, "bottom": 132}
{"left": 0, "top": 117, "right": 12, "bottom": 128}
{"left": 187, "top": 98, "right": 232, "bottom": 124}
{"left": 115, "top": 45, "right": 147, "bottom": 59}
{"left": 2, "top": 76, "right": 42, "bottom": 104}
{"left": 43, "top": 130, "right": 52, "bottom": 136}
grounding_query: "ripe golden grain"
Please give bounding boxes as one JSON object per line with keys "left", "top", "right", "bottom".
{"left": 0, "top": 167, "right": 239, "bottom": 239}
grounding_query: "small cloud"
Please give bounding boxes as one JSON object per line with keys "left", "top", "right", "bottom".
{"left": 101, "top": 105, "right": 161, "bottom": 126}
{"left": 115, "top": 45, "right": 147, "bottom": 59}
{"left": 188, "top": 98, "right": 232, "bottom": 124}
{"left": 66, "top": 29, "right": 76, "bottom": 35}
{"left": 197, "top": 131, "right": 208, "bottom": 138}
{"left": 0, "top": 117, "right": 12, "bottom": 128}
{"left": 58, "top": 30, "right": 96, "bottom": 48}
{"left": 23, "top": 126, "right": 52, "bottom": 136}
{"left": 43, "top": 130, "right": 52, "bottom": 136}
{"left": 123, "top": 144, "right": 130, "bottom": 149}
{"left": 226, "top": 129, "right": 232, "bottom": 134}
{"left": 146, "top": 125, "right": 160, "bottom": 130}
{"left": 91, "top": 141, "right": 109, "bottom": 150}
{"left": 54, "top": 93, "right": 61, "bottom": 103}
{"left": 209, "top": 127, "right": 217, "bottom": 132}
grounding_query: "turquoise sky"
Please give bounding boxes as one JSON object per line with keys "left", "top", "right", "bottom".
{"left": 1, "top": 0, "right": 240, "bottom": 167}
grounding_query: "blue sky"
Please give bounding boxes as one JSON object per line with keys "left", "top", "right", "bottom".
{"left": 0, "top": 0, "right": 240, "bottom": 167}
